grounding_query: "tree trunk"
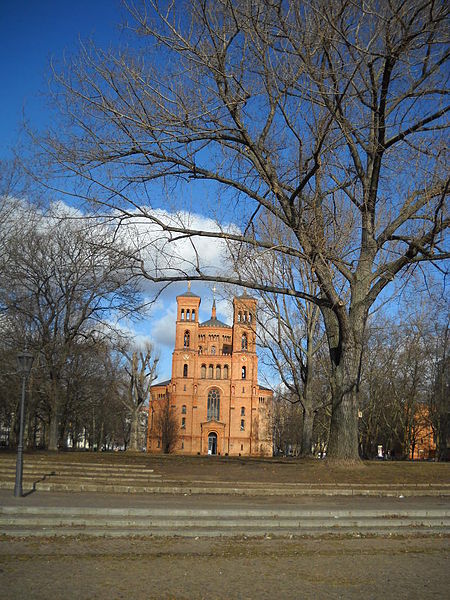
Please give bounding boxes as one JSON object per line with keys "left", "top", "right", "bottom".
{"left": 435, "top": 356, "right": 449, "bottom": 462}
{"left": 300, "top": 406, "right": 315, "bottom": 457}
{"left": 128, "top": 407, "right": 140, "bottom": 451}
{"left": 48, "top": 378, "right": 61, "bottom": 451}
{"left": 321, "top": 302, "right": 363, "bottom": 461}
{"left": 48, "top": 399, "right": 60, "bottom": 451}
{"left": 327, "top": 343, "right": 361, "bottom": 461}
{"left": 436, "top": 406, "right": 449, "bottom": 462}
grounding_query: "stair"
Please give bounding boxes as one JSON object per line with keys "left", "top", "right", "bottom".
{"left": 1, "top": 505, "right": 449, "bottom": 537}
{"left": 1, "top": 455, "right": 449, "bottom": 496}
{"left": 0, "top": 457, "right": 162, "bottom": 493}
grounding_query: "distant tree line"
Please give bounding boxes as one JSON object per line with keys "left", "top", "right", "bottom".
{"left": 0, "top": 178, "right": 447, "bottom": 460}
{"left": 34, "top": 0, "right": 448, "bottom": 461}
{"left": 0, "top": 197, "right": 158, "bottom": 452}
{"left": 271, "top": 301, "right": 449, "bottom": 460}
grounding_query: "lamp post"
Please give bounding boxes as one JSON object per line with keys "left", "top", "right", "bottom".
{"left": 146, "top": 358, "right": 159, "bottom": 452}
{"left": 14, "top": 347, "right": 34, "bottom": 497}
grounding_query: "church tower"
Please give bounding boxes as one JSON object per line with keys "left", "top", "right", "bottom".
{"left": 148, "top": 286, "right": 272, "bottom": 456}
{"left": 232, "top": 292, "right": 257, "bottom": 382}
{"left": 173, "top": 283, "right": 201, "bottom": 385}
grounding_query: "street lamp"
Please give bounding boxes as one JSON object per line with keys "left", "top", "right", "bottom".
{"left": 14, "top": 346, "right": 34, "bottom": 497}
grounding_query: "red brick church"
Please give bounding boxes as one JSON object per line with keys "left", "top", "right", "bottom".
{"left": 147, "top": 286, "right": 273, "bottom": 456}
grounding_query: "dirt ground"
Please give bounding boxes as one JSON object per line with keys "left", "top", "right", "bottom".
{"left": 3, "top": 451, "right": 449, "bottom": 485}
{"left": 0, "top": 534, "right": 448, "bottom": 599}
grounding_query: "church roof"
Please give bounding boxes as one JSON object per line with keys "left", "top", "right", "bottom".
{"left": 177, "top": 282, "right": 201, "bottom": 299}
{"left": 200, "top": 297, "right": 231, "bottom": 328}
{"left": 199, "top": 317, "right": 231, "bottom": 328}
{"left": 237, "top": 291, "right": 254, "bottom": 299}
{"left": 151, "top": 379, "right": 171, "bottom": 388}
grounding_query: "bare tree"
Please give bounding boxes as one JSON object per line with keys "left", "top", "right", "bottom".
{"left": 272, "top": 390, "right": 304, "bottom": 456}
{"left": 37, "top": 0, "right": 449, "bottom": 459}
{"left": 250, "top": 249, "right": 327, "bottom": 455}
{"left": 431, "top": 352, "right": 449, "bottom": 461}
{"left": 121, "top": 342, "right": 159, "bottom": 451}
{"left": 427, "top": 314, "right": 449, "bottom": 461}
{"left": 153, "top": 393, "right": 179, "bottom": 454}
{"left": 0, "top": 203, "right": 142, "bottom": 450}
{"left": 358, "top": 294, "right": 448, "bottom": 460}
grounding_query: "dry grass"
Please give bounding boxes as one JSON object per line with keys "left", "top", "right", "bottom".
{"left": 1, "top": 450, "right": 449, "bottom": 485}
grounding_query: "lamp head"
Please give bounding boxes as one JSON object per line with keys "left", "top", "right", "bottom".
{"left": 17, "top": 347, "right": 34, "bottom": 376}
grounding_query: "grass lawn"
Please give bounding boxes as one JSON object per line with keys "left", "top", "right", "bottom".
{"left": 2, "top": 450, "right": 449, "bottom": 485}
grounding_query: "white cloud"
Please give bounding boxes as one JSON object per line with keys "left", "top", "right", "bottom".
{"left": 115, "top": 208, "right": 239, "bottom": 282}
{"left": 2, "top": 198, "right": 254, "bottom": 381}
{"left": 150, "top": 305, "right": 177, "bottom": 348}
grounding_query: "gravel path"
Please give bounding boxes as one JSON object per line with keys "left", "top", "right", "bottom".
{"left": 0, "top": 534, "right": 448, "bottom": 599}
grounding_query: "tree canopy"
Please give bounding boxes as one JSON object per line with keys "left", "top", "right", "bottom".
{"left": 36, "top": 0, "right": 449, "bottom": 459}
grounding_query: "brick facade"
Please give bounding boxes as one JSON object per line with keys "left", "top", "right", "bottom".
{"left": 147, "top": 288, "right": 273, "bottom": 456}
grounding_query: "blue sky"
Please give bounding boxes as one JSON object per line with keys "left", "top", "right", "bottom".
{"left": 0, "top": 0, "right": 125, "bottom": 159}
{"left": 0, "top": 0, "right": 244, "bottom": 382}
{"left": 4, "top": 2, "right": 441, "bottom": 388}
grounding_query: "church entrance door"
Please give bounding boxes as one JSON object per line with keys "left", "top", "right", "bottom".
{"left": 208, "top": 432, "right": 217, "bottom": 455}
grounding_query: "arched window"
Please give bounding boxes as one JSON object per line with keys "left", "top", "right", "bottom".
{"left": 183, "top": 364, "right": 188, "bottom": 378}
{"left": 199, "top": 346, "right": 203, "bottom": 355}
{"left": 242, "top": 366, "right": 246, "bottom": 379}
{"left": 248, "top": 313, "right": 252, "bottom": 323}
{"left": 192, "top": 309, "right": 196, "bottom": 321}
{"left": 182, "top": 405, "right": 187, "bottom": 414}
{"left": 211, "top": 345, "right": 216, "bottom": 355}
{"left": 243, "top": 311, "right": 247, "bottom": 322}
{"left": 201, "top": 364, "right": 206, "bottom": 378}
{"left": 181, "top": 309, "right": 185, "bottom": 321}
{"left": 240, "top": 419, "right": 245, "bottom": 431}
{"left": 186, "top": 309, "right": 190, "bottom": 320}
{"left": 241, "top": 406, "right": 245, "bottom": 416}
{"left": 208, "top": 364, "right": 214, "bottom": 378}
{"left": 241, "top": 333, "right": 248, "bottom": 350}
{"left": 207, "top": 388, "right": 220, "bottom": 421}
{"left": 184, "top": 330, "right": 190, "bottom": 348}
{"left": 238, "top": 312, "right": 242, "bottom": 322}
{"left": 216, "top": 365, "right": 221, "bottom": 379}
{"left": 223, "top": 365, "right": 229, "bottom": 379}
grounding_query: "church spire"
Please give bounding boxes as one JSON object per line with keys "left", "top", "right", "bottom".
{"left": 211, "top": 285, "right": 217, "bottom": 319}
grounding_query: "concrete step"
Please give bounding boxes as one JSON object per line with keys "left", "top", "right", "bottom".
{"left": 3, "top": 526, "right": 447, "bottom": 538}
{"left": 1, "top": 506, "right": 448, "bottom": 537}
{"left": 2, "top": 505, "right": 448, "bottom": 517}
{"left": 6, "top": 516, "right": 446, "bottom": 528}
{"left": 0, "top": 462, "right": 151, "bottom": 467}
{"left": 2, "top": 458, "right": 449, "bottom": 497}
{"left": 0, "top": 480, "right": 449, "bottom": 496}
{"left": 0, "top": 464, "right": 157, "bottom": 475}
{"left": 0, "top": 473, "right": 162, "bottom": 481}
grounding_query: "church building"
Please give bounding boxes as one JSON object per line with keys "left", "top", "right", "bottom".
{"left": 147, "top": 287, "right": 273, "bottom": 456}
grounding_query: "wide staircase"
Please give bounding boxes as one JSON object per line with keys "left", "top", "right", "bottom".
{"left": 1, "top": 503, "right": 449, "bottom": 537}
{"left": 1, "top": 453, "right": 449, "bottom": 496}
{"left": 0, "top": 453, "right": 449, "bottom": 537}
{"left": 0, "top": 454, "right": 163, "bottom": 494}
